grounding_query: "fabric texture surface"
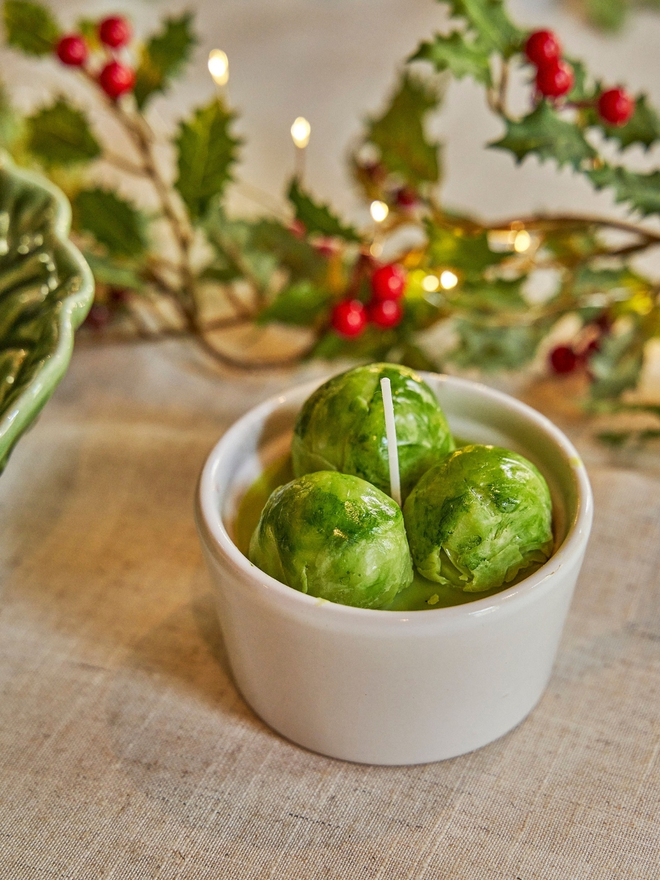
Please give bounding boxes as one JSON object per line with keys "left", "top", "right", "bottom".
{"left": 1, "top": 342, "right": 659, "bottom": 879}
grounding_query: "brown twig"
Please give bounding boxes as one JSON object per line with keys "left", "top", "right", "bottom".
{"left": 491, "top": 213, "right": 660, "bottom": 244}
{"left": 101, "top": 151, "right": 146, "bottom": 177}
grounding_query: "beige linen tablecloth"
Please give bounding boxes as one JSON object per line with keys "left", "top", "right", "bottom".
{"left": 1, "top": 341, "right": 659, "bottom": 879}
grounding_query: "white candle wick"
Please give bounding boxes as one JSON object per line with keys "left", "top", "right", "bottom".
{"left": 380, "top": 377, "right": 402, "bottom": 507}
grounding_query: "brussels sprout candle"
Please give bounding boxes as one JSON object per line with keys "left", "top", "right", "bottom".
{"left": 380, "top": 377, "right": 402, "bottom": 506}
{"left": 248, "top": 471, "right": 413, "bottom": 609}
{"left": 403, "top": 444, "right": 554, "bottom": 592}
{"left": 291, "top": 363, "right": 454, "bottom": 499}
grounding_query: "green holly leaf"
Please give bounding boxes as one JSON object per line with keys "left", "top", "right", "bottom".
{"left": 287, "top": 178, "right": 360, "bottom": 242}
{"left": 258, "top": 280, "right": 331, "bottom": 326}
{"left": 312, "top": 325, "right": 397, "bottom": 361}
{"left": 204, "top": 204, "right": 277, "bottom": 289}
{"left": 590, "top": 324, "right": 644, "bottom": 399}
{"left": 585, "top": 0, "right": 628, "bottom": 31}
{"left": 411, "top": 32, "right": 491, "bottom": 85}
{"left": 589, "top": 164, "right": 660, "bottom": 216}
{"left": 397, "top": 342, "right": 439, "bottom": 372}
{"left": 573, "top": 265, "right": 644, "bottom": 297}
{"left": 73, "top": 188, "right": 147, "bottom": 258}
{"left": 175, "top": 99, "right": 241, "bottom": 221}
{"left": 599, "top": 95, "right": 660, "bottom": 151}
{"left": 444, "top": 0, "right": 524, "bottom": 56}
{"left": 198, "top": 261, "right": 242, "bottom": 285}
{"left": 456, "top": 277, "right": 527, "bottom": 313}
{"left": 249, "top": 219, "right": 326, "bottom": 282}
{"left": 4, "top": 0, "right": 59, "bottom": 56}
{"left": 83, "top": 251, "right": 144, "bottom": 292}
{"left": 26, "top": 99, "right": 100, "bottom": 167}
{"left": 425, "top": 222, "right": 505, "bottom": 280}
{"left": 566, "top": 58, "right": 595, "bottom": 103}
{"left": 490, "top": 101, "right": 597, "bottom": 171}
{"left": 76, "top": 18, "right": 101, "bottom": 51}
{"left": 134, "top": 13, "right": 197, "bottom": 110}
{"left": 450, "top": 320, "right": 547, "bottom": 371}
{"left": 542, "top": 223, "right": 600, "bottom": 261}
{"left": 365, "top": 72, "right": 441, "bottom": 186}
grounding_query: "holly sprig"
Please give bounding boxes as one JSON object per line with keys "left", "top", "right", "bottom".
{"left": 2, "top": 0, "right": 660, "bottom": 442}
{"left": 569, "top": 0, "right": 660, "bottom": 32}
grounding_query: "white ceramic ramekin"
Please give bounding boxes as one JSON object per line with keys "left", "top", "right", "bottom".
{"left": 195, "top": 373, "right": 593, "bottom": 765}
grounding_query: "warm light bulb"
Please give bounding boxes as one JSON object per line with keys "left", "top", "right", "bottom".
{"left": 440, "top": 270, "right": 458, "bottom": 290}
{"left": 291, "top": 117, "right": 311, "bottom": 149}
{"left": 421, "top": 274, "right": 440, "bottom": 292}
{"left": 514, "top": 230, "right": 532, "bottom": 253}
{"left": 370, "top": 200, "right": 389, "bottom": 223}
{"left": 208, "top": 50, "right": 229, "bottom": 86}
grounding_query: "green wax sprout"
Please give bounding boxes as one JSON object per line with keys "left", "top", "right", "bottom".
{"left": 403, "top": 444, "right": 554, "bottom": 592}
{"left": 291, "top": 363, "right": 454, "bottom": 500}
{"left": 249, "top": 470, "right": 413, "bottom": 609}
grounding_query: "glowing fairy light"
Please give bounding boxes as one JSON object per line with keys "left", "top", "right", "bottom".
{"left": 440, "top": 270, "right": 458, "bottom": 290}
{"left": 290, "top": 117, "right": 311, "bottom": 149}
{"left": 208, "top": 49, "right": 229, "bottom": 87}
{"left": 514, "top": 230, "right": 532, "bottom": 253}
{"left": 422, "top": 274, "right": 440, "bottom": 292}
{"left": 370, "top": 200, "right": 389, "bottom": 223}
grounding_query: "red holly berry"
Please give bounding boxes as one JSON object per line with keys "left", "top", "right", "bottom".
{"left": 331, "top": 300, "right": 367, "bottom": 337}
{"left": 98, "top": 16, "right": 131, "bottom": 49}
{"left": 371, "top": 264, "right": 407, "bottom": 301}
{"left": 369, "top": 298, "right": 403, "bottom": 329}
{"left": 598, "top": 88, "right": 635, "bottom": 127}
{"left": 395, "top": 186, "right": 417, "bottom": 209}
{"left": 99, "top": 61, "right": 135, "bottom": 99}
{"left": 56, "top": 34, "right": 88, "bottom": 66}
{"left": 549, "top": 345, "right": 577, "bottom": 374}
{"left": 525, "top": 30, "right": 561, "bottom": 67}
{"left": 536, "top": 60, "right": 574, "bottom": 98}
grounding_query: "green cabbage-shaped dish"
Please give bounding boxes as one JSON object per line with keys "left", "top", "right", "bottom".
{"left": 0, "top": 153, "right": 94, "bottom": 473}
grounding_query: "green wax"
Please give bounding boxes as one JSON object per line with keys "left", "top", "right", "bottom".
{"left": 233, "top": 454, "right": 515, "bottom": 611}
{"left": 233, "top": 454, "right": 294, "bottom": 557}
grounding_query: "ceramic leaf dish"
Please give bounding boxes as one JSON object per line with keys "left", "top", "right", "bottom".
{"left": 0, "top": 153, "right": 94, "bottom": 473}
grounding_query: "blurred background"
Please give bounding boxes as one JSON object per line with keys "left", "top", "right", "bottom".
{"left": 3, "top": 0, "right": 660, "bottom": 227}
